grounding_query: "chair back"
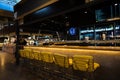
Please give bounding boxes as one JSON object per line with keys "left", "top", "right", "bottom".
{"left": 41, "top": 52, "right": 54, "bottom": 63}
{"left": 54, "top": 53, "right": 69, "bottom": 68}
{"left": 33, "top": 51, "right": 41, "bottom": 60}
{"left": 19, "top": 50, "right": 25, "bottom": 57}
{"left": 72, "top": 55, "right": 94, "bottom": 72}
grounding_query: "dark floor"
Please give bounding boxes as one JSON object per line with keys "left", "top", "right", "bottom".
{"left": 0, "top": 51, "right": 42, "bottom": 80}
{"left": 0, "top": 51, "right": 80, "bottom": 80}
{"left": 0, "top": 50, "right": 120, "bottom": 80}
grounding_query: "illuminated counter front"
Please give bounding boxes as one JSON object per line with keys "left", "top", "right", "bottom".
{"left": 24, "top": 46, "right": 120, "bottom": 80}
{"left": 24, "top": 46, "right": 120, "bottom": 56}
{"left": 24, "top": 45, "right": 120, "bottom": 72}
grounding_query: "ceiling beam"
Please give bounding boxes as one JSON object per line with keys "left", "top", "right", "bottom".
{"left": 14, "top": 0, "right": 58, "bottom": 20}
{"left": 0, "top": 10, "right": 13, "bottom": 18}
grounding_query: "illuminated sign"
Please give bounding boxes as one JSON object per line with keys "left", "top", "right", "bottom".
{"left": 81, "top": 26, "right": 119, "bottom": 33}
{"left": 69, "top": 27, "right": 76, "bottom": 35}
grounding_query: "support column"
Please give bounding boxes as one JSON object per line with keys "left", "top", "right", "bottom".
{"left": 79, "top": 28, "right": 81, "bottom": 40}
{"left": 113, "top": 22, "right": 116, "bottom": 46}
{"left": 94, "top": 25, "right": 96, "bottom": 46}
{"left": 15, "top": 20, "right": 20, "bottom": 65}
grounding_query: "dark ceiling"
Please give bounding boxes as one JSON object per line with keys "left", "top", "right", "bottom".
{"left": 0, "top": 0, "right": 120, "bottom": 35}
{"left": 22, "top": 0, "right": 116, "bottom": 33}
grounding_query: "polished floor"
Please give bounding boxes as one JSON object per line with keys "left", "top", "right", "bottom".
{"left": 0, "top": 51, "right": 42, "bottom": 80}
{"left": 0, "top": 49, "right": 120, "bottom": 80}
{"left": 27, "top": 47, "right": 120, "bottom": 80}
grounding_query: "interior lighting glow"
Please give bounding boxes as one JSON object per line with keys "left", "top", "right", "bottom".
{"left": 80, "top": 27, "right": 119, "bottom": 33}
{"left": 34, "top": 7, "right": 51, "bottom": 15}
{"left": 107, "top": 17, "right": 120, "bottom": 21}
{"left": 84, "top": 11, "right": 87, "bottom": 13}
{"left": 114, "top": 3, "right": 118, "bottom": 6}
{"left": 69, "top": 27, "right": 76, "bottom": 35}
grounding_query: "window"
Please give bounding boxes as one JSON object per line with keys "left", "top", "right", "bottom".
{"left": 0, "top": 0, "right": 21, "bottom": 11}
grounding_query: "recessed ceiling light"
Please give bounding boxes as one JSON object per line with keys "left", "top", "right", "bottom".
{"left": 84, "top": 11, "right": 87, "bottom": 14}
{"left": 114, "top": 3, "right": 118, "bottom": 6}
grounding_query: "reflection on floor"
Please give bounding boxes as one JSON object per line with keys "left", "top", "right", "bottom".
{"left": 0, "top": 51, "right": 82, "bottom": 80}
{"left": 0, "top": 49, "right": 120, "bottom": 80}
{"left": 0, "top": 51, "right": 42, "bottom": 80}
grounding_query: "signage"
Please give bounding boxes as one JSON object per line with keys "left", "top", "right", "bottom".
{"left": 69, "top": 27, "right": 76, "bottom": 35}
{"left": 80, "top": 26, "right": 120, "bottom": 33}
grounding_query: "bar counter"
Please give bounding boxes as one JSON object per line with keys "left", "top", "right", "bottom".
{"left": 23, "top": 45, "right": 120, "bottom": 80}
{"left": 24, "top": 45, "right": 120, "bottom": 58}
{"left": 25, "top": 45, "right": 120, "bottom": 51}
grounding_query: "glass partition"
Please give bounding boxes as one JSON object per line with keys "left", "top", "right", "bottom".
{"left": 95, "top": 24, "right": 114, "bottom": 40}
{"left": 115, "top": 22, "right": 120, "bottom": 39}
{"left": 79, "top": 22, "right": 120, "bottom": 46}
{"left": 80, "top": 26, "right": 94, "bottom": 40}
